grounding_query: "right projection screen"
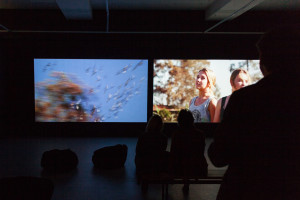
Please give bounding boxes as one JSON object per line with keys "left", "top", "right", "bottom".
{"left": 153, "top": 59, "right": 263, "bottom": 122}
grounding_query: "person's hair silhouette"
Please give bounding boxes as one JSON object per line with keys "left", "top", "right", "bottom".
{"left": 135, "top": 114, "right": 168, "bottom": 186}
{"left": 170, "top": 109, "right": 208, "bottom": 193}
{"left": 177, "top": 109, "right": 194, "bottom": 129}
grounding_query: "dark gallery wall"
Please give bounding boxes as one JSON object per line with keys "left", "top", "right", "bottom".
{"left": 0, "top": 31, "right": 261, "bottom": 137}
{"left": 0, "top": 38, "right": 8, "bottom": 136}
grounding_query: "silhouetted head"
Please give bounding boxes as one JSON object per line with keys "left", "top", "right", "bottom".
{"left": 177, "top": 109, "right": 194, "bottom": 129}
{"left": 230, "top": 69, "right": 251, "bottom": 92}
{"left": 146, "top": 115, "right": 163, "bottom": 132}
{"left": 256, "top": 24, "right": 300, "bottom": 76}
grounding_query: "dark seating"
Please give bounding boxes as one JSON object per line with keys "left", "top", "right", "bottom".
{"left": 140, "top": 170, "right": 224, "bottom": 200}
{"left": 41, "top": 149, "right": 78, "bottom": 173}
{"left": 92, "top": 144, "right": 128, "bottom": 169}
{"left": 0, "top": 176, "right": 54, "bottom": 200}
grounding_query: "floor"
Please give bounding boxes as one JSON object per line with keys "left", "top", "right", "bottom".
{"left": 0, "top": 137, "right": 227, "bottom": 200}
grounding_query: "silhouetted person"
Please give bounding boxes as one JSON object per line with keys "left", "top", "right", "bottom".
{"left": 170, "top": 109, "right": 208, "bottom": 193}
{"left": 208, "top": 25, "right": 300, "bottom": 200}
{"left": 135, "top": 115, "right": 168, "bottom": 180}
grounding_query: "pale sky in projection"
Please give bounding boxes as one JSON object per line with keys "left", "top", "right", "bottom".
{"left": 209, "top": 60, "right": 260, "bottom": 97}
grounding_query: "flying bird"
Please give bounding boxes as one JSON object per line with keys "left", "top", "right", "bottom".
{"left": 124, "top": 78, "right": 131, "bottom": 86}
{"left": 107, "top": 93, "right": 113, "bottom": 103}
{"left": 140, "top": 76, "right": 145, "bottom": 82}
{"left": 132, "top": 60, "right": 143, "bottom": 71}
{"left": 88, "top": 89, "right": 94, "bottom": 94}
{"left": 96, "top": 75, "right": 102, "bottom": 81}
{"left": 91, "top": 66, "right": 97, "bottom": 76}
{"left": 116, "top": 64, "right": 131, "bottom": 75}
{"left": 43, "top": 63, "right": 53, "bottom": 72}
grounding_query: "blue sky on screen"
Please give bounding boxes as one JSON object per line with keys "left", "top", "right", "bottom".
{"left": 34, "top": 59, "right": 148, "bottom": 122}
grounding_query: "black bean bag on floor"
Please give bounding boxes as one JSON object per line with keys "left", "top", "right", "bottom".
{"left": 41, "top": 149, "right": 78, "bottom": 173}
{"left": 92, "top": 144, "right": 128, "bottom": 169}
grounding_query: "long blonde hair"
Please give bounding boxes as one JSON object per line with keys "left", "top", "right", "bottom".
{"left": 198, "top": 68, "right": 216, "bottom": 96}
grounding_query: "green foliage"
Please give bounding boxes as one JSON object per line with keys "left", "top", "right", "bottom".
{"left": 154, "top": 108, "right": 180, "bottom": 122}
{"left": 158, "top": 108, "right": 172, "bottom": 122}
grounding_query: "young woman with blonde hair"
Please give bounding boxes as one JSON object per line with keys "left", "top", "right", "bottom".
{"left": 189, "top": 68, "right": 217, "bottom": 122}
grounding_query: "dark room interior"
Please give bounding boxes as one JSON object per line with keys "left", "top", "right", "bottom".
{"left": 1, "top": 0, "right": 299, "bottom": 199}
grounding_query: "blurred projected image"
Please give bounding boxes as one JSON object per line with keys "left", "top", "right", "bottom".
{"left": 35, "top": 59, "right": 148, "bottom": 122}
{"left": 153, "top": 60, "right": 263, "bottom": 122}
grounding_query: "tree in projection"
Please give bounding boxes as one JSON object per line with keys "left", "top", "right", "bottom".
{"left": 153, "top": 60, "right": 221, "bottom": 122}
{"left": 35, "top": 71, "right": 101, "bottom": 122}
{"left": 229, "top": 60, "right": 263, "bottom": 83}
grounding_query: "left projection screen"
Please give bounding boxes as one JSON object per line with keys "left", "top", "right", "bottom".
{"left": 34, "top": 59, "right": 148, "bottom": 122}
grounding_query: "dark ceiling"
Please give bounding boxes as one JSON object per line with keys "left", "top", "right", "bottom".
{"left": 0, "top": 0, "right": 299, "bottom": 33}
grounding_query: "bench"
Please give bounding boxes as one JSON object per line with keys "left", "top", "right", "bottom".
{"left": 139, "top": 170, "right": 225, "bottom": 200}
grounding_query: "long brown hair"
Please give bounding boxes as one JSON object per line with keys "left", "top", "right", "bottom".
{"left": 230, "top": 69, "right": 251, "bottom": 91}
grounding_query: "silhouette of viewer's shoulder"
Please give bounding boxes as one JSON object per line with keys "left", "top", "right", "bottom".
{"left": 208, "top": 24, "right": 300, "bottom": 200}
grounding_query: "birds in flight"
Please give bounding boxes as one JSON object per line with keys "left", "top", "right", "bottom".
{"left": 41, "top": 60, "right": 146, "bottom": 122}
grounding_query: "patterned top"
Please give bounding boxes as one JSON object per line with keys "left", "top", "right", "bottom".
{"left": 189, "top": 97, "right": 212, "bottom": 122}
